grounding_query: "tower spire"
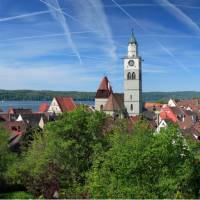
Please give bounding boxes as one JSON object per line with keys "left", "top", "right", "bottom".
{"left": 129, "top": 28, "right": 137, "bottom": 44}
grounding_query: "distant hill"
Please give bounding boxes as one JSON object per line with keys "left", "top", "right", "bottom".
{"left": 143, "top": 91, "right": 200, "bottom": 102}
{"left": 0, "top": 90, "right": 200, "bottom": 102}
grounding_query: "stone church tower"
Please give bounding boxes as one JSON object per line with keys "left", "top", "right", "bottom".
{"left": 124, "top": 31, "right": 142, "bottom": 116}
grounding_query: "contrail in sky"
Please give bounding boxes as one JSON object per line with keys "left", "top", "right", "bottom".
{"left": 0, "top": 10, "right": 50, "bottom": 22}
{"left": 40, "top": 0, "right": 96, "bottom": 32}
{"left": 1, "top": 31, "right": 94, "bottom": 42}
{"left": 41, "top": 0, "right": 117, "bottom": 61}
{"left": 40, "top": 0, "right": 82, "bottom": 64}
{"left": 111, "top": 0, "right": 189, "bottom": 72}
{"left": 155, "top": 0, "right": 200, "bottom": 35}
{"left": 66, "top": 0, "right": 117, "bottom": 61}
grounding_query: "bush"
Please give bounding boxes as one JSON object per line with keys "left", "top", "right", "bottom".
{"left": 0, "top": 191, "right": 33, "bottom": 199}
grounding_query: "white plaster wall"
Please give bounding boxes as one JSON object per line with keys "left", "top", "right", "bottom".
{"left": 128, "top": 43, "right": 138, "bottom": 57}
{"left": 124, "top": 55, "right": 142, "bottom": 116}
{"left": 168, "top": 99, "right": 176, "bottom": 107}
{"left": 48, "top": 98, "right": 62, "bottom": 114}
{"left": 95, "top": 98, "right": 108, "bottom": 111}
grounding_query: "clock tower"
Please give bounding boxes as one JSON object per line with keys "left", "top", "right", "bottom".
{"left": 124, "top": 31, "right": 142, "bottom": 116}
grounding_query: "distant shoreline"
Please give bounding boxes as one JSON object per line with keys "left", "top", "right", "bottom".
{"left": 0, "top": 90, "right": 200, "bottom": 102}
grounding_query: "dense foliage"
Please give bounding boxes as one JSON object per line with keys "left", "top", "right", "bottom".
{"left": 0, "top": 126, "right": 17, "bottom": 192}
{"left": 0, "top": 89, "right": 200, "bottom": 101}
{"left": 1, "top": 107, "right": 200, "bottom": 198}
{"left": 87, "top": 123, "right": 200, "bottom": 198}
{"left": 6, "top": 107, "right": 109, "bottom": 198}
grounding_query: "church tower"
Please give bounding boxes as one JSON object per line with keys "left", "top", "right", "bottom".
{"left": 124, "top": 30, "right": 142, "bottom": 116}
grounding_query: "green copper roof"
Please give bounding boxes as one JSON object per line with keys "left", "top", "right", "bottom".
{"left": 129, "top": 29, "right": 137, "bottom": 44}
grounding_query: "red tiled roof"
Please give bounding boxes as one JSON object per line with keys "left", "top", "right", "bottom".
{"left": 144, "top": 102, "right": 163, "bottom": 108}
{"left": 187, "top": 105, "right": 200, "bottom": 111}
{"left": 39, "top": 103, "right": 49, "bottom": 113}
{"left": 0, "top": 113, "right": 9, "bottom": 121}
{"left": 55, "top": 97, "right": 76, "bottom": 112}
{"left": 194, "top": 122, "right": 200, "bottom": 133}
{"left": 160, "top": 105, "right": 178, "bottom": 122}
{"left": 175, "top": 99, "right": 198, "bottom": 107}
{"left": 95, "top": 76, "right": 113, "bottom": 98}
{"left": 103, "top": 93, "right": 124, "bottom": 111}
{"left": 178, "top": 114, "right": 193, "bottom": 130}
{"left": 98, "top": 76, "right": 110, "bottom": 90}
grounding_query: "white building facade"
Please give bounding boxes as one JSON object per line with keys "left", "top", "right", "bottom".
{"left": 124, "top": 31, "right": 142, "bottom": 116}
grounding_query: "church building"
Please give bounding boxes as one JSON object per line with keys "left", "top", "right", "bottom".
{"left": 95, "top": 31, "right": 142, "bottom": 117}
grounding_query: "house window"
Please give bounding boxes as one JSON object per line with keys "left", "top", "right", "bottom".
{"left": 127, "top": 72, "right": 131, "bottom": 80}
{"left": 130, "top": 104, "right": 133, "bottom": 111}
{"left": 132, "top": 72, "right": 136, "bottom": 79}
{"left": 100, "top": 105, "right": 103, "bottom": 111}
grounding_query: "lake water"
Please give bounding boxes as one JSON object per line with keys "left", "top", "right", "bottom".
{"left": 0, "top": 100, "right": 95, "bottom": 112}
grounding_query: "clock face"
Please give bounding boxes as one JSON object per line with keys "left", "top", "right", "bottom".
{"left": 128, "top": 60, "right": 134, "bottom": 66}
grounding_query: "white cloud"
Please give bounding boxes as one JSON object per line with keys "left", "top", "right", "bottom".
{"left": 0, "top": 61, "right": 108, "bottom": 90}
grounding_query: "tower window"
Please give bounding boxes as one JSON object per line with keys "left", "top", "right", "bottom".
{"left": 130, "top": 104, "right": 133, "bottom": 111}
{"left": 132, "top": 72, "right": 136, "bottom": 79}
{"left": 130, "top": 94, "right": 132, "bottom": 100}
{"left": 127, "top": 72, "right": 131, "bottom": 80}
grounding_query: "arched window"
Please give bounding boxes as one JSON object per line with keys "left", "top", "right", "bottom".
{"left": 100, "top": 105, "right": 103, "bottom": 111}
{"left": 127, "top": 72, "right": 131, "bottom": 80}
{"left": 130, "top": 94, "right": 132, "bottom": 100}
{"left": 130, "top": 104, "right": 133, "bottom": 111}
{"left": 132, "top": 72, "right": 136, "bottom": 79}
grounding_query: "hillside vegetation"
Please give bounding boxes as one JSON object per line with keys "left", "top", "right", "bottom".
{"left": 0, "top": 90, "right": 200, "bottom": 101}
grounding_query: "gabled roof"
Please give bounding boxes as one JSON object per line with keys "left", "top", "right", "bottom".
{"left": 160, "top": 105, "right": 178, "bottom": 122}
{"left": 175, "top": 99, "right": 198, "bottom": 107}
{"left": 8, "top": 113, "right": 48, "bottom": 128}
{"left": 103, "top": 93, "right": 124, "bottom": 111}
{"left": 55, "top": 97, "right": 76, "bottom": 112}
{"left": 39, "top": 103, "right": 49, "bottom": 113}
{"left": 95, "top": 76, "right": 113, "bottom": 98}
{"left": 8, "top": 108, "right": 33, "bottom": 115}
{"left": 170, "top": 107, "right": 185, "bottom": 117}
{"left": 144, "top": 102, "right": 163, "bottom": 108}
{"left": 142, "top": 111, "right": 156, "bottom": 121}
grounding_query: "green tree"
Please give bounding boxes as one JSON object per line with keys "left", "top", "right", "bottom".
{"left": 7, "top": 106, "right": 109, "bottom": 198}
{"left": 0, "top": 125, "right": 17, "bottom": 193}
{"left": 87, "top": 122, "right": 200, "bottom": 199}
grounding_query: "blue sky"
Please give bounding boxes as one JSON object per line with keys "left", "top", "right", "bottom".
{"left": 0, "top": 0, "right": 200, "bottom": 92}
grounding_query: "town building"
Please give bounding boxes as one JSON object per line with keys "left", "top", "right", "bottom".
{"left": 48, "top": 96, "right": 77, "bottom": 115}
{"left": 95, "top": 31, "right": 142, "bottom": 117}
{"left": 124, "top": 31, "right": 142, "bottom": 116}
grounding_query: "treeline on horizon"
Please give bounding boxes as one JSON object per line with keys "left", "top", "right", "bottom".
{"left": 0, "top": 90, "right": 200, "bottom": 102}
